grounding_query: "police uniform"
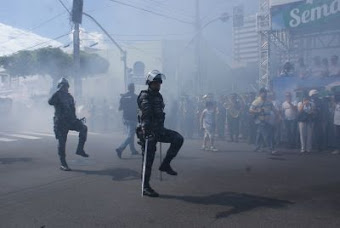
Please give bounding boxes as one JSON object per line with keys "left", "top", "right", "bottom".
{"left": 137, "top": 70, "right": 184, "bottom": 197}
{"left": 48, "top": 78, "right": 88, "bottom": 171}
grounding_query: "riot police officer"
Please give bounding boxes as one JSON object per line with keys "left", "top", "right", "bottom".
{"left": 137, "top": 70, "right": 184, "bottom": 197}
{"left": 48, "top": 78, "right": 89, "bottom": 171}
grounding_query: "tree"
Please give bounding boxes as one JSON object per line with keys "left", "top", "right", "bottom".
{"left": 0, "top": 47, "right": 109, "bottom": 89}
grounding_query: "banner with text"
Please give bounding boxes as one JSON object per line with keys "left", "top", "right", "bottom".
{"left": 271, "top": 0, "right": 340, "bottom": 32}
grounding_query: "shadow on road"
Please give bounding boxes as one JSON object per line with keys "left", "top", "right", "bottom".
{"left": 72, "top": 168, "right": 140, "bottom": 181}
{"left": 211, "top": 150, "right": 248, "bottom": 153}
{"left": 161, "top": 192, "right": 293, "bottom": 219}
{"left": 0, "top": 157, "right": 32, "bottom": 165}
{"left": 268, "top": 157, "right": 287, "bottom": 161}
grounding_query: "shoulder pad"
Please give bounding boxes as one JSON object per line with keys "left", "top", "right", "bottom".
{"left": 138, "top": 90, "right": 149, "bottom": 98}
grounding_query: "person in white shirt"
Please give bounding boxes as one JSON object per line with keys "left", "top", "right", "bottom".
{"left": 249, "top": 88, "right": 276, "bottom": 154}
{"left": 332, "top": 93, "right": 340, "bottom": 154}
{"left": 282, "top": 92, "right": 297, "bottom": 148}
{"left": 200, "top": 101, "right": 218, "bottom": 151}
{"left": 297, "top": 95, "right": 315, "bottom": 153}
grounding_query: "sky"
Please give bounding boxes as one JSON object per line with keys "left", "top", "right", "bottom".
{"left": 0, "top": 0, "right": 259, "bottom": 57}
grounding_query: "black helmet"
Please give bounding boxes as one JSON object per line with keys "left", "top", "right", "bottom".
{"left": 146, "top": 70, "right": 166, "bottom": 85}
{"left": 57, "top": 77, "right": 70, "bottom": 90}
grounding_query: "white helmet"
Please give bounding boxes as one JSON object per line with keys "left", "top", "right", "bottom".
{"left": 146, "top": 70, "right": 166, "bottom": 85}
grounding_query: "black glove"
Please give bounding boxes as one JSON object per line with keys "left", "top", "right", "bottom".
{"left": 143, "top": 128, "right": 154, "bottom": 139}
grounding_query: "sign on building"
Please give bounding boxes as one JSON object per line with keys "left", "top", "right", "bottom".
{"left": 271, "top": 0, "right": 340, "bottom": 32}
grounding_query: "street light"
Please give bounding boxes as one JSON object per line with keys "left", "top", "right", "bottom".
{"left": 82, "top": 12, "right": 128, "bottom": 91}
{"left": 183, "top": 12, "right": 230, "bottom": 51}
{"left": 175, "top": 12, "right": 230, "bottom": 96}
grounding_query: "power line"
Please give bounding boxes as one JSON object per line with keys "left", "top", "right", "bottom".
{"left": 23, "top": 32, "right": 72, "bottom": 51}
{"left": 1, "top": 11, "right": 67, "bottom": 46}
{"left": 107, "top": 0, "right": 193, "bottom": 25}
{"left": 32, "top": 12, "right": 67, "bottom": 31}
{"left": 3, "top": 32, "right": 71, "bottom": 57}
{"left": 57, "top": 0, "right": 71, "bottom": 14}
{"left": 82, "top": 30, "right": 191, "bottom": 37}
{"left": 142, "top": 0, "right": 194, "bottom": 19}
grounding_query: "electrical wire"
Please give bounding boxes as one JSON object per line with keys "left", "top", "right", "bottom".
{"left": 1, "top": 11, "right": 67, "bottom": 46}
{"left": 107, "top": 0, "right": 193, "bottom": 24}
{"left": 21, "top": 32, "right": 72, "bottom": 51}
{"left": 142, "top": 0, "right": 194, "bottom": 19}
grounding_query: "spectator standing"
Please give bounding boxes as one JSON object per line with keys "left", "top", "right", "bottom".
{"left": 217, "top": 95, "right": 227, "bottom": 140}
{"left": 297, "top": 95, "right": 315, "bottom": 153}
{"left": 226, "top": 93, "right": 241, "bottom": 142}
{"left": 282, "top": 92, "right": 298, "bottom": 148}
{"left": 249, "top": 88, "right": 275, "bottom": 154}
{"left": 321, "top": 58, "right": 329, "bottom": 78}
{"left": 115, "top": 83, "right": 139, "bottom": 158}
{"left": 329, "top": 55, "right": 340, "bottom": 77}
{"left": 247, "top": 92, "right": 257, "bottom": 144}
{"left": 200, "top": 101, "right": 218, "bottom": 151}
{"left": 310, "top": 90, "right": 323, "bottom": 151}
{"left": 332, "top": 93, "right": 340, "bottom": 154}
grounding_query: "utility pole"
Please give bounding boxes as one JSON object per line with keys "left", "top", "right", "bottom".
{"left": 72, "top": 0, "right": 83, "bottom": 99}
{"left": 195, "top": 0, "right": 201, "bottom": 95}
{"left": 82, "top": 12, "right": 128, "bottom": 91}
{"left": 73, "top": 23, "right": 81, "bottom": 99}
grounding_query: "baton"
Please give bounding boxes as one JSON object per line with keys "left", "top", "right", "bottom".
{"left": 159, "top": 143, "right": 163, "bottom": 181}
{"left": 141, "top": 138, "right": 149, "bottom": 197}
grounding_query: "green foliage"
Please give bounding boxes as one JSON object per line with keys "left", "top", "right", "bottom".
{"left": 0, "top": 47, "right": 109, "bottom": 80}
{"left": 80, "top": 51, "right": 109, "bottom": 76}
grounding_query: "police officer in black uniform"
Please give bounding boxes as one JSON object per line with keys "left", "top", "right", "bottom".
{"left": 137, "top": 70, "right": 184, "bottom": 197}
{"left": 48, "top": 78, "right": 89, "bottom": 171}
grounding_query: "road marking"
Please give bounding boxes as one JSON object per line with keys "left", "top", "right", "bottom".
{"left": 0, "top": 137, "right": 18, "bottom": 142}
{"left": 21, "top": 132, "right": 54, "bottom": 137}
{"left": 0, "top": 133, "right": 41, "bottom": 140}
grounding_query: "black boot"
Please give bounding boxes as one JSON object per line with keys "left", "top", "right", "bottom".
{"left": 76, "top": 141, "right": 89, "bottom": 157}
{"left": 60, "top": 157, "right": 71, "bottom": 171}
{"left": 159, "top": 163, "right": 178, "bottom": 176}
{"left": 143, "top": 186, "right": 159, "bottom": 197}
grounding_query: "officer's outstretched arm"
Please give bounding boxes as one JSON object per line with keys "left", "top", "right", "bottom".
{"left": 48, "top": 92, "right": 59, "bottom": 106}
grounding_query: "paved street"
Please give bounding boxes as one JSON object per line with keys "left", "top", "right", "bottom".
{"left": 1, "top": 131, "right": 340, "bottom": 227}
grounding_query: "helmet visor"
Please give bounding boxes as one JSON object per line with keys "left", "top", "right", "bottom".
{"left": 146, "top": 71, "right": 166, "bottom": 85}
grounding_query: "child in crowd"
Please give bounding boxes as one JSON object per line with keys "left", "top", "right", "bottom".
{"left": 200, "top": 101, "right": 218, "bottom": 151}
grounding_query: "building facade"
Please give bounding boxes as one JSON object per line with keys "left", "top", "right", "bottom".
{"left": 233, "top": 15, "right": 259, "bottom": 66}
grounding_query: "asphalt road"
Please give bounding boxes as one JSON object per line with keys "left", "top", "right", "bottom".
{"left": 1, "top": 130, "right": 340, "bottom": 228}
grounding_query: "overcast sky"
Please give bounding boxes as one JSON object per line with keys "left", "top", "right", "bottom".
{"left": 0, "top": 0, "right": 259, "bottom": 58}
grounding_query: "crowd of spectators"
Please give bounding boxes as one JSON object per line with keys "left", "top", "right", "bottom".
{"left": 167, "top": 88, "right": 340, "bottom": 154}
{"left": 280, "top": 55, "right": 340, "bottom": 78}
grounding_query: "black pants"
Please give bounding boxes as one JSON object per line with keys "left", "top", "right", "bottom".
{"left": 217, "top": 117, "right": 226, "bottom": 139}
{"left": 336, "top": 125, "right": 340, "bottom": 150}
{"left": 228, "top": 117, "right": 240, "bottom": 141}
{"left": 142, "top": 128, "right": 184, "bottom": 188}
{"left": 284, "top": 120, "right": 297, "bottom": 148}
{"left": 54, "top": 119, "right": 88, "bottom": 160}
